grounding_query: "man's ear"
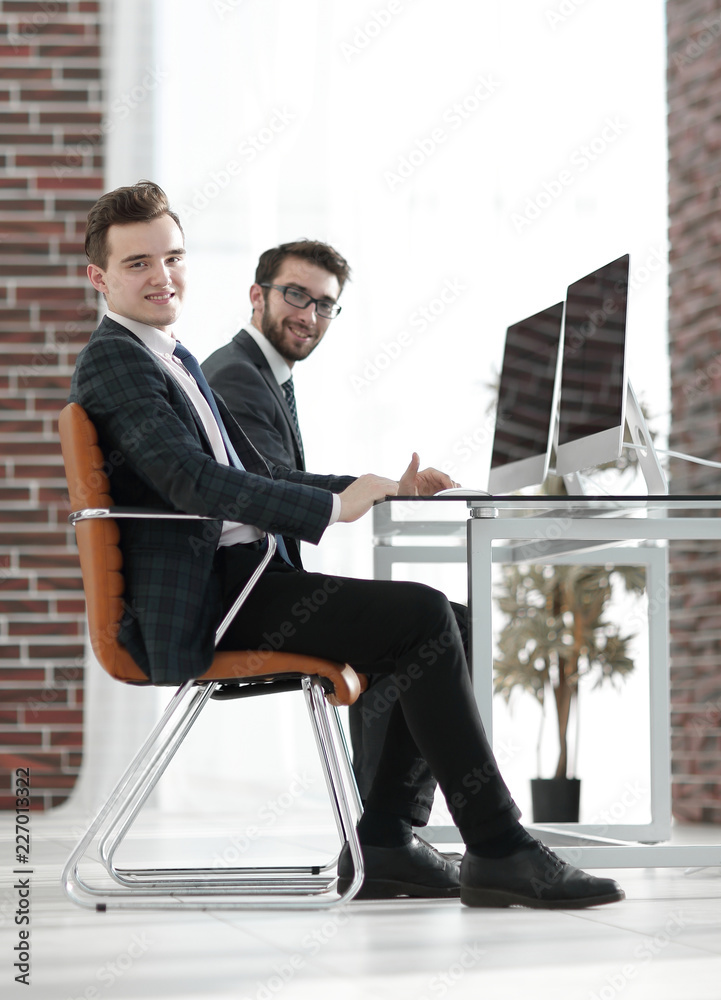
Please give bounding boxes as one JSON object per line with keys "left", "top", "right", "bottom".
{"left": 249, "top": 282, "right": 265, "bottom": 315}
{"left": 87, "top": 263, "right": 108, "bottom": 295}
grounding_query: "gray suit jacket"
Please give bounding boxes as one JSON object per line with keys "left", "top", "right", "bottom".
{"left": 69, "top": 317, "right": 354, "bottom": 685}
{"left": 202, "top": 330, "right": 304, "bottom": 471}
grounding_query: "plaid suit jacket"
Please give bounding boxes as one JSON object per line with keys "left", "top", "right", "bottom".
{"left": 69, "top": 317, "right": 354, "bottom": 685}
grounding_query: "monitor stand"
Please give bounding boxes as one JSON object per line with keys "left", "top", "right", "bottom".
{"left": 561, "top": 380, "right": 668, "bottom": 496}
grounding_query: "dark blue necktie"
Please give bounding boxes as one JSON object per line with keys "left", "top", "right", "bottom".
{"left": 173, "top": 340, "right": 292, "bottom": 565}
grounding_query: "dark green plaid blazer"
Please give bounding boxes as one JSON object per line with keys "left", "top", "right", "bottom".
{"left": 69, "top": 317, "right": 354, "bottom": 685}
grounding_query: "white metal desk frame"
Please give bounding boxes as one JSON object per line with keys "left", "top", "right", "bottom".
{"left": 372, "top": 504, "right": 669, "bottom": 843}
{"left": 373, "top": 498, "right": 721, "bottom": 868}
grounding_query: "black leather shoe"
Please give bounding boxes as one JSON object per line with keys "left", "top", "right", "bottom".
{"left": 460, "top": 841, "right": 625, "bottom": 909}
{"left": 337, "top": 835, "right": 461, "bottom": 899}
{"left": 416, "top": 835, "right": 463, "bottom": 864}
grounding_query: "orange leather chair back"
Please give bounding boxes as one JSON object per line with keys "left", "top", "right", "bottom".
{"left": 59, "top": 403, "right": 149, "bottom": 682}
{"left": 57, "top": 403, "right": 363, "bottom": 704}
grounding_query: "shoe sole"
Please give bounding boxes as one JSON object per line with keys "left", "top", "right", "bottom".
{"left": 338, "top": 877, "right": 461, "bottom": 900}
{"left": 460, "top": 886, "right": 626, "bottom": 909}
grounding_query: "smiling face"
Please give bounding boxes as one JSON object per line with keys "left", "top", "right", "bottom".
{"left": 86, "top": 214, "right": 186, "bottom": 332}
{"left": 249, "top": 256, "right": 341, "bottom": 365}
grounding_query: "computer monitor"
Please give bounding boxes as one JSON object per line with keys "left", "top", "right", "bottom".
{"left": 488, "top": 301, "right": 565, "bottom": 494}
{"left": 555, "top": 255, "right": 630, "bottom": 477}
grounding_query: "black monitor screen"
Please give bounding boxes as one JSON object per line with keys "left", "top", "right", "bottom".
{"left": 490, "top": 302, "right": 564, "bottom": 470}
{"left": 558, "top": 255, "right": 629, "bottom": 445}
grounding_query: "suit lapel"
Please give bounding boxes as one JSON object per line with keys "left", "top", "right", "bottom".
{"left": 236, "top": 331, "right": 305, "bottom": 469}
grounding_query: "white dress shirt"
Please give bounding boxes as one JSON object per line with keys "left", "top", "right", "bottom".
{"left": 105, "top": 311, "right": 263, "bottom": 547}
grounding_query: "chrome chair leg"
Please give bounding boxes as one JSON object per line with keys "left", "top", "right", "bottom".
{"left": 63, "top": 678, "right": 364, "bottom": 910}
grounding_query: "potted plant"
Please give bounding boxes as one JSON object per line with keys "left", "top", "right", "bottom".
{"left": 493, "top": 558, "right": 646, "bottom": 821}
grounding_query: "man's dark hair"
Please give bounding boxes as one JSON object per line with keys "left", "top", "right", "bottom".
{"left": 254, "top": 239, "right": 351, "bottom": 294}
{"left": 85, "top": 180, "right": 184, "bottom": 269}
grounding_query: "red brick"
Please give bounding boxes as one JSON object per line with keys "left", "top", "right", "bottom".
{"left": 52, "top": 666, "right": 83, "bottom": 683}
{"left": 0, "top": 130, "right": 54, "bottom": 146}
{"left": 51, "top": 196, "right": 98, "bottom": 211}
{"left": 18, "top": 21, "right": 84, "bottom": 37}
{"left": 0, "top": 66, "right": 52, "bottom": 79}
{"left": 0, "top": 732, "right": 42, "bottom": 746}
{"left": 0, "top": 488, "right": 31, "bottom": 503}
{"left": 20, "top": 88, "right": 89, "bottom": 102}
{"left": 28, "top": 643, "right": 83, "bottom": 659}
{"left": 7, "top": 222, "right": 64, "bottom": 238}
{"left": 31, "top": 708, "right": 83, "bottom": 724}
{"left": 0, "top": 419, "right": 44, "bottom": 433}
{"left": 0, "top": 687, "right": 49, "bottom": 703}
{"left": 2, "top": 0, "right": 71, "bottom": 9}
{"left": 0, "top": 668, "right": 44, "bottom": 681}
{"left": 0, "top": 576, "right": 30, "bottom": 591}
{"left": 0, "top": 509, "right": 52, "bottom": 523}
{"left": 9, "top": 621, "right": 79, "bottom": 636}
{"left": 50, "top": 730, "right": 82, "bottom": 746}
{"left": 0, "top": 601, "right": 50, "bottom": 615}
{"left": 36, "top": 576, "right": 81, "bottom": 591}
{"left": 56, "top": 599, "right": 85, "bottom": 613}
{"left": 0, "top": 531, "right": 67, "bottom": 546}
{"left": 30, "top": 773, "right": 77, "bottom": 788}
{"left": 62, "top": 66, "right": 100, "bottom": 80}
{"left": 20, "top": 553, "right": 78, "bottom": 570}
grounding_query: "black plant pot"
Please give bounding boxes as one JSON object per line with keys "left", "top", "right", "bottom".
{"left": 530, "top": 777, "right": 581, "bottom": 822}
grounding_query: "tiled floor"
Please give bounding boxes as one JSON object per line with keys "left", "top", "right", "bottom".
{"left": 1, "top": 809, "right": 721, "bottom": 1000}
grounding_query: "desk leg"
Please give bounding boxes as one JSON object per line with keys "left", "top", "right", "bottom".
{"left": 467, "top": 512, "right": 495, "bottom": 739}
{"left": 647, "top": 543, "right": 672, "bottom": 841}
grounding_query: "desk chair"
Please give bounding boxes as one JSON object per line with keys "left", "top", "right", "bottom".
{"left": 58, "top": 402, "right": 365, "bottom": 911}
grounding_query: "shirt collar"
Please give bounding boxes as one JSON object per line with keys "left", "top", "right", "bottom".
{"left": 106, "top": 310, "right": 178, "bottom": 355}
{"left": 242, "top": 321, "right": 292, "bottom": 387}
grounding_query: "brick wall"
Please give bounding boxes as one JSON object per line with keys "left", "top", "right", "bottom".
{"left": 667, "top": 0, "right": 721, "bottom": 822}
{"left": 0, "top": 0, "right": 103, "bottom": 810}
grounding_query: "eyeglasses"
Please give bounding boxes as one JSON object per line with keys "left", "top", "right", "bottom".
{"left": 260, "top": 283, "right": 342, "bottom": 319}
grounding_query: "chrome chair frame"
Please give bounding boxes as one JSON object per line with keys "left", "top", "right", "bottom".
{"left": 62, "top": 507, "right": 365, "bottom": 912}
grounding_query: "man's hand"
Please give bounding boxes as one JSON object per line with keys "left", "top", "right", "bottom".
{"left": 398, "top": 452, "right": 459, "bottom": 496}
{"left": 338, "top": 474, "right": 399, "bottom": 522}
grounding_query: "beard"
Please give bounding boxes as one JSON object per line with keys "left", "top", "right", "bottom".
{"left": 261, "top": 308, "right": 319, "bottom": 362}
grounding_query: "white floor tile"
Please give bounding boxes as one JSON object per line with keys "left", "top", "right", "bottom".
{"left": 2, "top": 810, "right": 721, "bottom": 1000}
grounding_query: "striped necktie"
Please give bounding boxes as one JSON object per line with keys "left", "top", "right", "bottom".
{"left": 282, "top": 375, "right": 305, "bottom": 464}
{"left": 173, "top": 340, "right": 292, "bottom": 565}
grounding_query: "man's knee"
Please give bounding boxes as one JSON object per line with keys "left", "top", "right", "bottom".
{"left": 393, "top": 580, "right": 455, "bottom": 627}
{"left": 392, "top": 582, "right": 461, "bottom": 656}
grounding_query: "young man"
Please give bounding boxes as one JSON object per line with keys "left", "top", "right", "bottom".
{"left": 70, "top": 180, "right": 624, "bottom": 908}
{"left": 202, "top": 240, "right": 422, "bottom": 805}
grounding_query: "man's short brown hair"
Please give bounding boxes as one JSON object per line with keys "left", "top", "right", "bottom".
{"left": 254, "top": 240, "right": 351, "bottom": 293}
{"left": 85, "top": 180, "right": 184, "bottom": 270}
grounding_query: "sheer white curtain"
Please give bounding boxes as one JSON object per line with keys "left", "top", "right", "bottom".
{"left": 72, "top": 0, "right": 668, "bottom": 823}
